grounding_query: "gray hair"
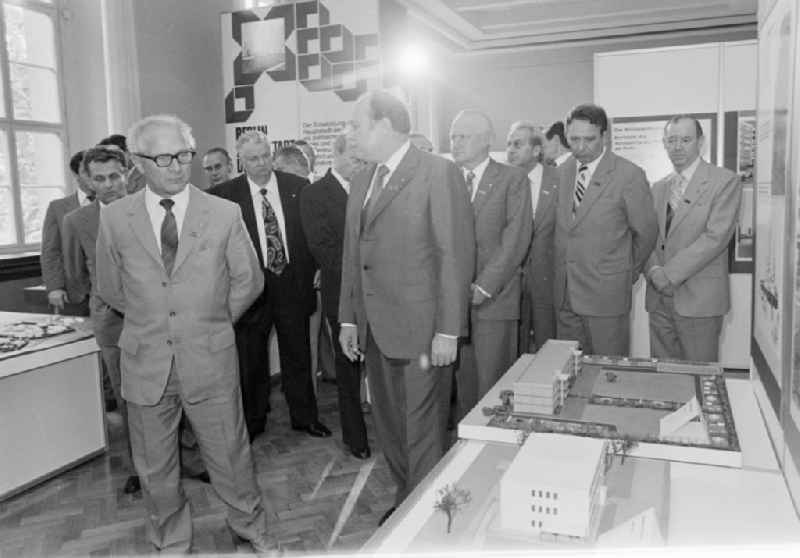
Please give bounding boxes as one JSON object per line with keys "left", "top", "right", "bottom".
{"left": 452, "top": 109, "right": 495, "bottom": 139}
{"left": 509, "top": 120, "right": 544, "bottom": 162}
{"left": 236, "top": 130, "right": 270, "bottom": 153}
{"left": 127, "top": 114, "right": 196, "bottom": 153}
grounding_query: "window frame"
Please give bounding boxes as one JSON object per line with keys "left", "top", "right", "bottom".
{"left": 0, "top": 0, "right": 68, "bottom": 255}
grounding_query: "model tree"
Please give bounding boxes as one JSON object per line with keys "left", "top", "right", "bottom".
{"left": 433, "top": 484, "right": 472, "bottom": 534}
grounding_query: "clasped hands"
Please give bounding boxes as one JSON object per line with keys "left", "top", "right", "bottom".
{"left": 647, "top": 266, "right": 674, "bottom": 296}
{"left": 339, "top": 325, "right": 458, "bottom": 367}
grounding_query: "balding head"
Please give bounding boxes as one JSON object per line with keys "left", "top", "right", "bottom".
{"left": 449, "top": 109, "right": 494, "bottom": 169}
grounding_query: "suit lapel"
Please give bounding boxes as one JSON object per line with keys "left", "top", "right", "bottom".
{"left": 82, "top": 202, "right": 100, "bottom": 245}
{"left": 172, "top": 186, "right": 209, "bottom": 275}
{"left": 277, "top": 174, "right": 298, "bottom": 257}
{"left": 668, "top": 160, "right": 710, "bottom": 236}
{"left": 534, "top": 166, "right": 557, "bottom": 229}
{"left": 572, "top": 152, "right": 614, "bottom": 227}
{"left": 656, "top": 178, "right": 669, "bottom": 239}
{"left": 127, "top": 191, "right": 163, "bottom": 268}
{"left": 473, "top": 159, "right": 498, "bottom": 217}
{"left": 364, "top": 146, "right": 420, "bottom": 230}
{"left": 232, "top": 175, "right": 263, "bottom": 266}
{"left": 559, "top": 159, "right": 578, "bottom": 227}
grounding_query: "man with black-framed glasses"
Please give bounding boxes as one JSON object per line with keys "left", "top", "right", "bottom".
{"left": 96, "top": 115, "right": 275, "bottom": 554}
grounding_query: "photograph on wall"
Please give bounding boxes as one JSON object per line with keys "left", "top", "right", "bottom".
{"left": 723, "top": 110, "right": 756, "bottom": 273}
{"left": 753, "top": 0, "right": 795, "bottom": 416}
{"left": 221, "top": 0, "right": 381, "bottom": 173}
{"left": 610, "top": 114, "right": 717, "bottom": 186}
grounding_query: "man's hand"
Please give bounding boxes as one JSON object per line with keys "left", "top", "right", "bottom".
{"left": 648, "top": 266, "right": 674, "bottom": 295}
{"left": 339, "top": 324, "right": 363, "bottom": 362}
{"left": 47, "top": 289, "right": 68, "bottom": 313}
{"left": 470, "top": 284, "right": 489, "bottom": 306}
{"left": 430, "top": 334, "right": 458, "bottom": 367}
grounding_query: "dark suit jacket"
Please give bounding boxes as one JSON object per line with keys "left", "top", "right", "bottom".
{"left": 554, "top": 151, "right": 658, "bottom": 316}
{"left": 210, "top": 171, "right": 316, "bottom": 322}
{"left": 40, "top": 192, "right": 80, "bottom": 294}
{"left": 471, "top": 159, "right": 532, "bottom": 321}
{"left": 62, "top": 202, "right": 123, "bottom": 347}
{"left": 338, "top": 144, "right": 475, "bottom": 359}
{"left": 523, "top": 164, "right": 561, "bottom": 308}
{"left": 299, "top": 169, "right": 347, "bottom": 320}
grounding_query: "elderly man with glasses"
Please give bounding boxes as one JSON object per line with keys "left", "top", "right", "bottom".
{"left": 96, "top": 114, "right": 275, "bottom": 554}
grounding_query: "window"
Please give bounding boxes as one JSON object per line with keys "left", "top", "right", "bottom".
{"left": 0, "top": 0, "right": 65, "bottom": 254}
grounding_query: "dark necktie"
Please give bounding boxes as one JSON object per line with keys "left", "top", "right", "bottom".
{"left": 160, "top": 198, "right": 178, "bottom": 276}
{"left": 361, "top": 164, "right": 390, "bottom": 229}
{"left": 260, "top": 188, "right": 287, "bottom": 275}
{"left": 465, "top": 170, "right": 476, "bottom": 201}
{"left": 572, "top": 164, "right": 589, "bottom": 216}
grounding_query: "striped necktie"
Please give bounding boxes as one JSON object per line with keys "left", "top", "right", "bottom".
{"left": 572, "top": 164, "right": 589, "bottom": 215}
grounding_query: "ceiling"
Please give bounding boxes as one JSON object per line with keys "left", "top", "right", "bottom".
{"left": 396, "top": 0, "right": 757, "bottom": 52}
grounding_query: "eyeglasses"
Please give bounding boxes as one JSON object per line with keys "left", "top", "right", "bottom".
{"left": 664, "top": 136, "right": 696, "bottom": 147}
{"left": 134, "top": 150, "right": 195, "bottom": 167}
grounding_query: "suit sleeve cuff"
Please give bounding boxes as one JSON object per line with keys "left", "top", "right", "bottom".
{"left": 435, "top": 332, "right": 458, "bottom": 340}
{"left": 340, "top": 322, "right": 357, "bottom": 328}
{"left": 474, "top": 284, "right": 492, "bottom": 298}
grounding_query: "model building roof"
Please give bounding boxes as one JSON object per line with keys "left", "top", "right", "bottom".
{"left": 505, "top": 433, "right": 606, "bottom": 493}
{"left": 515, "top": 339, "right": 579, "bottom": 390}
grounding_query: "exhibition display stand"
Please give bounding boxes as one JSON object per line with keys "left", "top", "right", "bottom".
{"left": 0, "top": 312, "right": 106, "bottom": 501}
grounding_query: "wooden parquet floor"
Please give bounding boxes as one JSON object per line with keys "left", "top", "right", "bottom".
{"left": 0, "top": 381, "right": 399, "bottom": 556}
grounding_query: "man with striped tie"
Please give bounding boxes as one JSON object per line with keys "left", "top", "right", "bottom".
{"left": 553, "top": 104, "right": 658, "bottom": 356}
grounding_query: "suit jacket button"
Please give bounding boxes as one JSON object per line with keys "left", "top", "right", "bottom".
{"left": 363, "top": 265, "right": 370, "bottom": 270}
{"left": 166, "top": 339, "right": 173, "bottom": 346}
{"left": 661, "top": 244, "right": 665, "bottom": 250}
{"left": 162, "top": 282, "right": 168, "bottom": 287}
{"left": 169, "top": 311, "right": 176, "bottom": 317}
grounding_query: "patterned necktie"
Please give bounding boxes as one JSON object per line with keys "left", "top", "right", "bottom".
{"left": 260, "top": 188, "right": 287, "bottom": 275}
{"left": 159, "top": 198, "right": 178, "bottom": 276}
{"left": 572, "top": 164, "right": 589, "bottom": 214}
{"left": 666, "top": 174, "right": 685, "bottom": 234}
{"left": 465, "top": 170, "right": 476, "bottom": 200}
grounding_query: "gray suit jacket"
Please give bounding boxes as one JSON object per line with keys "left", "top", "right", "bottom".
{"left": 554, "top": 151, "right": 658, "bottom": 316}
{"left": 471, "top": 159, "right": 532, "bottom": 321}
{"left": 62, "top": 202, "right": 122, "bottom": 347}
{"left": 523, "top": 164, "right": 561, "bottom": 308}
{"left": 338, "top": 145, "right": 476, "bottom": 358}
{"left": 96, "top": 185, "right": 263, "bottom": 405}
{"left": 645, "top": 159, "right": 741, "bottom": 317}
{"left": 40, "top": 192, "right": 81, "bottom": 294}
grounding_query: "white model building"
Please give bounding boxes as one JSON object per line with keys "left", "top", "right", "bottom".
{"left": 499, "top": 433, "right": 607, "bottom": 539}
{"left": 513, "top": 339, "right": 580, "bottom": 414}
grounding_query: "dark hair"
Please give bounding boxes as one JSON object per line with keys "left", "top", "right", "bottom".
{"left": 566, "top": 104, "right": 609, "bottom": 134}
{"left": 204, "top": 146, "right": 231, "bottom": 163}
{"left": 366, "top": 91, "right": 411, "bottom": 134}
{"left": 274, "top": 145, "right": 309, "bottom": 172}
{"left": 663, "top": 115, "right": 704, "bottom": 138}
{"left": 82, "top": 146, "right": 128, "bottom": 175}
{"left": 545, "top": 121, "right": 569, "bottom": 149}
{"left": 98, "top": 134, "right": 128, "bottom": 152}
{"left": 69, "top": 150, "right": 84, "bottom": 176}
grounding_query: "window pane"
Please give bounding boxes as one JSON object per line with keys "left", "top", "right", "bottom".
{"left": 4, "top": 4, "right": 56, "bottom": 68}
{"left": 0, "top": 130, "right": 9, "bottom": 185}
{"left": 15, "top": 130, "right": 64, "bottom": 187}
{"left": 9, "top": 63, "right": 60, "bottom": 121}
{"left": 22, "top": 186, "right": 61, "bottom": 243}
{"left": 0, "top": 187, "right": 16, "bottom": 245}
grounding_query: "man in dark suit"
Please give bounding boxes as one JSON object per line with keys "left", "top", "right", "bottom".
{"left": 542, "top": 121, "right": 572, "bottom": 167}
{"left": 300, "top": 132, "right": 370, "bottom": 459}
{"left": 554, "top": 104, "right": 658, "bottom": 355}
{"left": 211, "top": 130, "right": 330, "bottom": 441}
{"left": 339, "top": 91, "right": 475, "bottom": 521}
{"left": 506, "top": 121, "right": 561, "bottom": 353}
{"left": 450, "top": 109, "right": 531, "bottom": 417}
{"left": 40, "top": 150, "right": 93, "bottom": 314}
{"left": 96, "top": 115, "right": 272, "bottom": 553}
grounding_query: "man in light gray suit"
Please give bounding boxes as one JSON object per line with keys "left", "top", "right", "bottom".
{"left": 450, "top": 109, "right": 531, "bottom": 416}
{"left": 339, "top": 91, "right": 475, "bottom": 523}
{"left": 646, "top": 115, "right": 741, "bottom": 361}
{"left": 96, "top": 115, "right": 274, "bottom": 554}
{"left": 554, "top": 104, "right": 658, "bottom": 356}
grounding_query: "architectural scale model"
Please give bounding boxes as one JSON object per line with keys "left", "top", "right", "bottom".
{"left": 459, "top": 340, "right": 742, "bottom": 468}
{"left": 0, "top": 316, "right": 79, "bottom": 355}
{"left": 499, "top": 433, "right": 608, "bottom": 539}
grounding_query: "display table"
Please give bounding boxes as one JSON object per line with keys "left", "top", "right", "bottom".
{"left": 364, "top": 377, "right": 800, "bottom": 552}
{"left": 0, "top": 312, "right": 106, "bottom": 501}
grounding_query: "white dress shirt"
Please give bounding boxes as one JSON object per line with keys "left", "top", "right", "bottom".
{"left": 528, "top": 163, "right": 543, "bottom": 215}
{"left": 362, "top": 140, "right": 411, "bottom": 207}
{"left": 674, "top": 155, "right": 701, "bottom": 197}
{"left": 144, "top": 184, "right": 190, "bottom": 253}
{"left": 248, "top": 172, "right": 290, "bottom": 262}
{"left": 331, "top": 167, "right": 350, "bottom": 195}
{"left": 554, "top": 151, "right": 571, "bottom": 167}
{"left": 465, "top": 156, "right": 490, "bottom": 202}
{"left": 77, "top": 188, "right": 92, "bottom": 206}
{"left": 577, "top": 148, "right": 606, "bottom": 186}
